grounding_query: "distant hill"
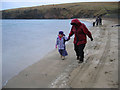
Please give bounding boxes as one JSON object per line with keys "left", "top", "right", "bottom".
{"left": 1, "top": 2, "right": 119, "bottom": 19}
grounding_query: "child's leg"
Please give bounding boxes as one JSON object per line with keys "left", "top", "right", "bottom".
{"left": 59, "top": 49, "right": 62, "bottom": 59}
{"left": 62, "top": 56, "right": 65, "bottom": 60}
{"left": 61, "top": 55, "right": 62, "bottom": 58}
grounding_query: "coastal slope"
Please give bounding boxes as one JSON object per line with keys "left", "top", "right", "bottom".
{"left": 2, "top": 2, "right": 119, "bottom": 19}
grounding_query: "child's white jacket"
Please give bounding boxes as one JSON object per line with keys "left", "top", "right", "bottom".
{"left": 56, "top": 36, "right": 68, "bottom": 50}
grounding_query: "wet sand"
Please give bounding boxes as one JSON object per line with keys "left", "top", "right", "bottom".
{"left": 3, "top": 18, "right": 118, "bottom": 88}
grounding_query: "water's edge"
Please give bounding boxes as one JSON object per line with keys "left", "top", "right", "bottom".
{"left": 2, "top": 19, "right": 92, "bottom": 87}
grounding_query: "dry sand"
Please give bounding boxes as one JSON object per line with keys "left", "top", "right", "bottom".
{"left": 3, "top": 19, "right": 118, "bottom": 88}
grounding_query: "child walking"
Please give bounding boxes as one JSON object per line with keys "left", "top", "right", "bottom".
{"left": 56, "top": 31, "right": 68, "bottom": 60}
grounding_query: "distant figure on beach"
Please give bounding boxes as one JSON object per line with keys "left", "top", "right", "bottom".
{"left": 67, "top": 19, "right": 93, "bottom": 63}
{"left": 93, "top": 22, "right": 95, "bottom": 27}
{"left": 96, "top": 16, "right": 102, "bottom": 26}
{"left": 96, "top": 16, "right": 99, "bottom": 26}
{"left": 56, "top": 31, "right": 68, "bottom": 60}
{"left": 99, "top": 16, "right": 102, "bottom": 25}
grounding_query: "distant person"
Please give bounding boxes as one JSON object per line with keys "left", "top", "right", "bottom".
{"left": 56, "top": 31, "right": 68, "bottom": 60}
{"left": 99, "top": 16, "right": 102, "bottom": 25}
{"left": 96, "top": 16, "right": 99, "bottom": 26}
{"left": 93, "top": 22, "right": 96, "bottom": 27}
{"left": 67, "top": 19, "right": 93, "bottom": 63}
{"left": 96, "top": 16, "right": 102, "bottom": 26}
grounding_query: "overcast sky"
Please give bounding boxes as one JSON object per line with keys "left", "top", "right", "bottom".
{"left": 1, "top": 0, "right": 119, "bottom": 10}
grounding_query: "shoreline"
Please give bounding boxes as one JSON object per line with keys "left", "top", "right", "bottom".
{"left": 2, "top": 19, "right": 92, "bottom": 87}
{"left": 3, "top": 18, "right": 118, "bottom": 88}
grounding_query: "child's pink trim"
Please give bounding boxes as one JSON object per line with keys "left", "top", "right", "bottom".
{"left": 58, "top": 35, "right": 62, "bottom": 40}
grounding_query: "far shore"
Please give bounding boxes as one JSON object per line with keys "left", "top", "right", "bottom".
{"left": 3, "top": 18, "right": 118, "bottom": 88}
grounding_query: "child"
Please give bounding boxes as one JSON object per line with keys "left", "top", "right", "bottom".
{"left": 56, "top": 31, "right": 68, "bottom": 60}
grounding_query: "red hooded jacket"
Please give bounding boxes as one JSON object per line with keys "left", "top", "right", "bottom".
{"left": 69, "top": 19, "right": 92, "bottom": 45}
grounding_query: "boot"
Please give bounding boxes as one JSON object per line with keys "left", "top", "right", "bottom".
{"left": 78, "top": 58, "right": 84, "bottom": 63}
{"left": 62, "top": 56, "right": 65, "bottom": 60}
{"left": 77, "top": 56, "right": 80, "bottom": 60}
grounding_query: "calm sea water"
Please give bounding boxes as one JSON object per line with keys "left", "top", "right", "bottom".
{"left": 2, "top": 19, "right": 92, "bottom": 86}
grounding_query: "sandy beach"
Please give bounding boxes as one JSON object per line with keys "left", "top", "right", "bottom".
{"left": 3, "top": 18, "right": 118, "bottom": 88}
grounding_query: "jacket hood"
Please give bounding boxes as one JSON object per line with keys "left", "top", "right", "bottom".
{"left": 71, "top": 19, "right": 82, "bottom": 25}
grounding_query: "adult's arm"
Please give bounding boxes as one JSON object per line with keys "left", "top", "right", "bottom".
{"left": 68, "top": 26, "right": 74, "bottom": 40}
{"left": 82, "top": 24, "right": 93, "bottom": 41}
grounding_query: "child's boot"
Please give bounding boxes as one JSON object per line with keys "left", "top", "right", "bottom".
{"left": 62, "top": 56, "right": 65, "bottom": 60}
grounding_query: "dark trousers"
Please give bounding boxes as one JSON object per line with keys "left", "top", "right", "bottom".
{"left": 74, "top": 44, "right": 86, "bottom": 59}
{"left": 93, "top": 22, "right": 95, "bottom": 27}
{"left": 96, "top": 21, "right": 99, "bottom": 26}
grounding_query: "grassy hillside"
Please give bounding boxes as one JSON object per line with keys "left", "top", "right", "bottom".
{"left": 2, "top": 2, "right": 119, "bottom": 19}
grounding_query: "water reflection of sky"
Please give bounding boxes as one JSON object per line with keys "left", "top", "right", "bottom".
{"left": 2, "top": 19, "right": 92, "bottom": 86}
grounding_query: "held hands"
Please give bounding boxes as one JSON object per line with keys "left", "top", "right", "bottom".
{"left": 67, "top": 36, "right": 70, "bottom": 41}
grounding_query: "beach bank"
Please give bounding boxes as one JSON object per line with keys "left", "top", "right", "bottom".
{"left": 3, "top": 18, "right": 118, "bottom": 88}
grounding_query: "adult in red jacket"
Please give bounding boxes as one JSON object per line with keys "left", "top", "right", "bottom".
{"left": 68, "top": 19, "right": 93, "bottom": 63}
